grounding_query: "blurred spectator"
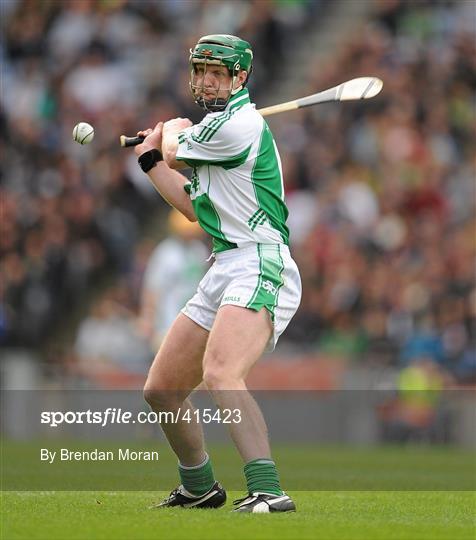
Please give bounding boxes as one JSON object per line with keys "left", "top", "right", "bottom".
{"left": 137, "top": 209, "right": 208, "bottom": 350}
{"left": 378, "top": 357, "right": 451, "bottom": 443}
{"left": 283, "top": 0, "right": 475, "bottom": 381}
{"left": 73, "top": 284, "right": 151, "bottom": 385}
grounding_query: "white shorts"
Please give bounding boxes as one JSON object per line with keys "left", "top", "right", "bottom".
{"left": 182, "top": 243, "right": 302, "bottom": 351}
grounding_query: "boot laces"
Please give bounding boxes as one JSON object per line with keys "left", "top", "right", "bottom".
{"left": 233, "top": 493, "right": 254, "bottom": 505}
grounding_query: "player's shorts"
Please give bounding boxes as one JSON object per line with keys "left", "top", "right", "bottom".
{"left": 182, "top": 243, "right": 302, "bottom": 351}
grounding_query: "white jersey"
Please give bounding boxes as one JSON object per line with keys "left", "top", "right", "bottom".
{"left": 176, "top": 88, "right": 289, "bottom": 253}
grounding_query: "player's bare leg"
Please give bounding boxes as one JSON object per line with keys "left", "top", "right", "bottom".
{"left": 145, "top": 313, "right": 226, "bottom": 508}
{"left": 202, "top": 305, "right": 273, "bottom": 461}
{"left": 202, "top": 304, "right": 295, "bottom": 512}
{"left": 144, "top": 313, "right": 208, "bottom": 466}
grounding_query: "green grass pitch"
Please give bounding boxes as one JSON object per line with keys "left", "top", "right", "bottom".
{"left": 2, "top": 490, "right": 474, "bottom": 540}
{"left": 2, "top": 444, "right": 475, "bottom": 540}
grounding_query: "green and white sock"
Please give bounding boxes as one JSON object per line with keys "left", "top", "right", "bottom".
{"left": 244, "top": 458, "right": 283, "bottom": 496}
{"left": 179, "top": 454, "right": 215, "bottom": 496}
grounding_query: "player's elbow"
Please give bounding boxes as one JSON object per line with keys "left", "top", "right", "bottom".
{"left": 184, "top": 209, "right": 197, "bottom": 222}
{"left": 164, "top": 153, "right": 188, "bottom": 171}
{"left": 163, "top": 149, "right": 177, "bottom": 168}
{"left": 177, "top": 202, "right": 197, "bottom": 222}
{"left": 162, "top": 142, "right": 181, "bottom": 169}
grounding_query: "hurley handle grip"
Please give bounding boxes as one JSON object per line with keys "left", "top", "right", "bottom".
{"left": 120, "top": 135, "right": 145, "bottom": 147}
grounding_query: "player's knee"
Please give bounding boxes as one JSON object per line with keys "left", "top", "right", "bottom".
{"left": 143, "top": 384, "right": 181, "bottom": 412}
{"left": 203, "top": 348, "right": 240, "bottom": 389}
{"left": 143, "top": 386, "right": 164, "bottom": 410}
{"left": 203, "top": 365, "right": 240, "bottom": 390}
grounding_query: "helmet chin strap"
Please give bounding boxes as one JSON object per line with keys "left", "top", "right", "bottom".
{"left": 230, "top": 79, "right": 243, "bottom": 95}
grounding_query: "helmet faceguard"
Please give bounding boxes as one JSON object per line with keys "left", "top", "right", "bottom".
{"left": 189, "top": 34, "right": 253, "bottom": 112}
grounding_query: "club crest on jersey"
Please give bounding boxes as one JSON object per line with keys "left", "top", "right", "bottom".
{"left": 178, "top": 132, "right": 194, "bottom": 150}
{"left": 262, "top": 280, "right": 277, "bottom": 295}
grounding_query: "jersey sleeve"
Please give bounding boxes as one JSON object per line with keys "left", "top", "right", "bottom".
{"left": 175, "top": 114, "right": 253, "bottom": 169}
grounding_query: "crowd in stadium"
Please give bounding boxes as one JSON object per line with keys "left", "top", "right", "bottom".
{"left": 283, "top": 1, "right": 475, "bottom": 384}
{"left": 1, "top": 0, "right": 474, "bottom": 384}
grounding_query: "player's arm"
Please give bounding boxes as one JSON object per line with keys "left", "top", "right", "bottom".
{"left": 147, "top": 163, "right": 196, "bottom": 221}
{"left": 162, "top": 118, "right": 193, "bottom": 170}
{"left": 172, "top": 113, "right": 254, "bottom": 169}
{"left": 134, "top": 122, "right": 196, "bottom": 222}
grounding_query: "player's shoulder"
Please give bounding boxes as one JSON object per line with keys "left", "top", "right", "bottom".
{"left": 204, "top": 98, "right": 260, "bottom": 118}
{"left": 209, "top": 102, "right": 262, "bottom": 130}
{"left": 193, "top": 103, "right": 261, "bottom": 144}
{"left": 229, "top": 104, "right": 263, "bottom": 139}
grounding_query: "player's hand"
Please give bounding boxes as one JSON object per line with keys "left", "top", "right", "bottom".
{"left": 163, "top": 117, "right": 193, "bottom": 134}
{"left": 134, "top": 121, "right": 164, "bottom": 157}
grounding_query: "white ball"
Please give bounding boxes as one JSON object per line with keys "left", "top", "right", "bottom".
{"left": 251, "top": 502, "right": 270, "bottom": 513}
{"left": 72, "top": 122, "right": 94, "bottom": 145}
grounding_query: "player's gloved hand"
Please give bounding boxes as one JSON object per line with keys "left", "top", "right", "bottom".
{"left": 134, "top": 121, "right": 164, "bottom": 157}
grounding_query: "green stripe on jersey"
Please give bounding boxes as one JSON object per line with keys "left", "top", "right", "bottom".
{"left": 196, "top": 105, "right": 244, "bottom": 143}
{"left": 209, "top": 144, "right": 251, "bottom": 169}
{"left": 248, "top": 209, "right": 267, "bottom": 231}
{"left": 246, "top": 244, "right": 285, "bottom": 320}
{"left": 248, "top": 209, "right": 264, "bottom": 229}
{"left": 202, "top": 112, "right": 233, "bottom": 142}
{"left": 192, "top": 193, "right": 237, "bottom": 253}
{"left": 195, "top": 112, "right": 228, "bottom": 142}
{"left": 212, "top": 237, "right": 238, "bottom": 252}
{"left": 251, "top": 122, "right": 289, "bottom": 244}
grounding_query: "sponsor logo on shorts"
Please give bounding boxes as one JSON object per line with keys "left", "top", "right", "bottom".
{"left": 262, "top": 280, "right": 277, "bottom": 295}
{"left": 223, "top": 296, "right": 241, "bottom": 303}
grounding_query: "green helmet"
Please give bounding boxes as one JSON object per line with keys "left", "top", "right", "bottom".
{"left": 189, "top": 34, "right": 253, "bottom": 111}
